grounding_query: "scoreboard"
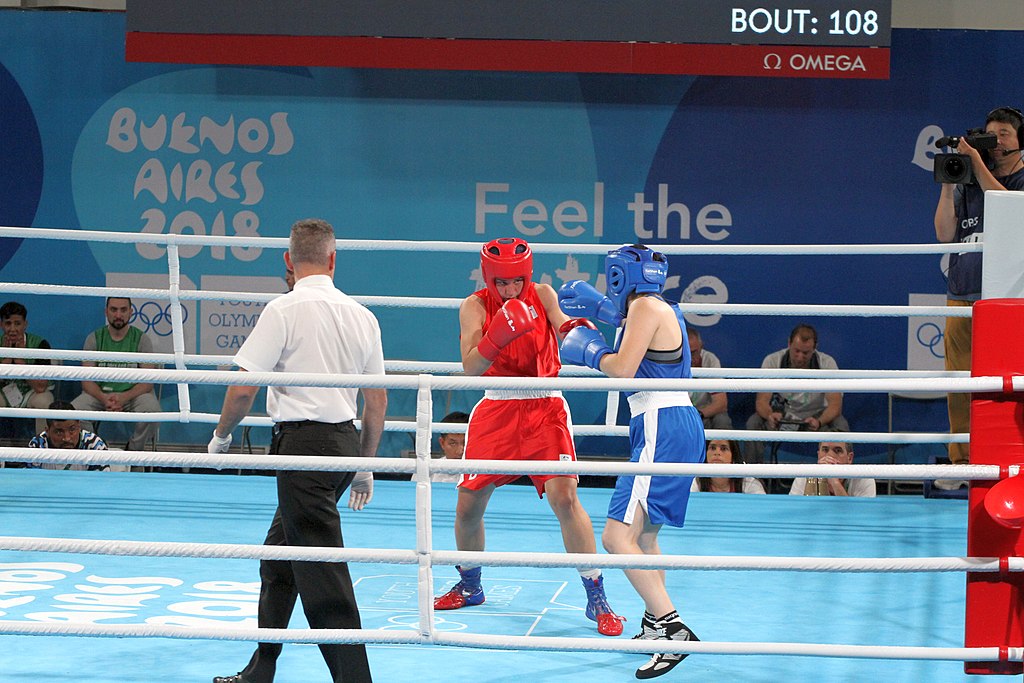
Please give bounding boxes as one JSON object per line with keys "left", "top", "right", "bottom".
{"left": 126, "top": 1, "right": 892, "bottom": 79}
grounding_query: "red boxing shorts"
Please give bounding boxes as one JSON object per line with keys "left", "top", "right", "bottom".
{"left": 459, "top": 392, "right": 577, "bottom": 497}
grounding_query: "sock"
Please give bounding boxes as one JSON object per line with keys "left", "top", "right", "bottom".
{"left": 455, "top": 565, "right": 481, "bottom": 591}
{"left": 654, "top": 610, "right": 680, "bottom": 625}
{"left": 578, "top": 568, "right": 602, "bottom": 581}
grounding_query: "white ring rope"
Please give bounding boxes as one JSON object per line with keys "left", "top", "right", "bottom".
{"left": 0, "top": 360, "right": 984, "bottom": 447}
{"left": 0, "top": 362, "right": 1013, "bottom": 394}
{"left": 0, "top": 282, "right": 282, "bottom": 304}
{"left": 0, "top": 448, "right": 999, "bottom": 480}
{"left": 1, "top": 535, "right": 1019, "bottom": 574}
{"left": 0, "top": 281, "right": 974, "bottom": 318}
{"left": 0, "top": 281, "right": 972, "bottom": 317}
{"left": 0, "top": 361, "right": 991, "bottom": 444}
{"left": 1, "top": 445, "right": 1018, "bottom": 665}
{"left": 0, "top": 346, "right": 975, "bottom": 379}
{"left": 0, "top": 536, "right": 416, "bottom": 564}
{"left": 0, "top": 622, "right": 426, "bottom": 646}
{"left": 0, "top": 226, "right": 1007, "bottom": 665}
{"left": 0, "top": 621, "right": 1013, "bottom": 663}
{"left": 398, "top": 635, "right": 1019, "bottom": 662}
{"left": 0, "top": 225, "right": 984, "bottom": 257}
{"left": 0, "top": 226, "right": 977, "bottom": 318}
{"left": 0, "top": 409, "right": 971, "bottom": 443}
{"left": 0, "top": 408, "right": 973, "bottom": 448}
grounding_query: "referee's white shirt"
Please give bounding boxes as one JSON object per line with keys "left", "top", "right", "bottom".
{"left": 233, "top": 274, "right": 385, "bottom": 423}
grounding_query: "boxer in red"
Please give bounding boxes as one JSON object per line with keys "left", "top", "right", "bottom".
{"left": 433, "top": 237, "right": 623, "bottom": 636}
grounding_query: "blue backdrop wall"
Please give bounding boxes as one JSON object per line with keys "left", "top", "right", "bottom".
{"left": 0, "top": 11, "right": 1016, "bottom": 457}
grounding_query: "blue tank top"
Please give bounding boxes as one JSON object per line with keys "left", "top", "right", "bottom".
{"left": 616, "top": 297, "right": 692, "bottom": 398}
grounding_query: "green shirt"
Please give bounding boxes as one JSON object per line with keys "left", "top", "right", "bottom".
{"left": 87, "top": 325, "right": 148, "bottom": 393}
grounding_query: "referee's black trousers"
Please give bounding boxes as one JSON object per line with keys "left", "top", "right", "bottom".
{"left": 239, "top": 421, "right": 371, "bottom": 683}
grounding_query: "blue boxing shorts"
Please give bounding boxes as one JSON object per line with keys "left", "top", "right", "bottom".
{"left": 607, "top": 403, "right": 705, "bottom": 528}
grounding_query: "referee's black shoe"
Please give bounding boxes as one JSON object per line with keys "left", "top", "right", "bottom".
{"left": 212, "top": 674, "right": 249, "bottom": 683}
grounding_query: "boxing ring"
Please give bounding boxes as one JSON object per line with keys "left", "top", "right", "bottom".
{"left": 0, "top": 226, "right": 1021, "bottom": 681}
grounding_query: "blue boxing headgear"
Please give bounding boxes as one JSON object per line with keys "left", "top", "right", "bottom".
{"left": 605, "top": 244, "right": 668, "bottom": 315}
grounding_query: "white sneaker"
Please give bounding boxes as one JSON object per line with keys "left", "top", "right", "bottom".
{"left": 934, "top": 479, "right": 968, "bottom": 491}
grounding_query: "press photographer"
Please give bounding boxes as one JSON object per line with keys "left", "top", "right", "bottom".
{"left": 933, "top": 106, "right": 1024, "bottom": 468}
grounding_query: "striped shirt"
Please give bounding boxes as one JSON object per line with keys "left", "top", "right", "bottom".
{"left": 26, "top": 430, "right": 107, "bottom": 470}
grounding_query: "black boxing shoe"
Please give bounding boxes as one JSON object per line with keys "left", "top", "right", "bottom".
{"left": 632, "top": 611, "right": 658, "bottom": 642}
{"left": 635, "top": 616, "right": 699, "bottom": 680}
{"left": 212, "top": 674, "right": 249, "bottom": 683}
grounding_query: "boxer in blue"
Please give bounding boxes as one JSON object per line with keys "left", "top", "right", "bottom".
{"left": 559, "top": 244, "right": 704, "bottom": 679}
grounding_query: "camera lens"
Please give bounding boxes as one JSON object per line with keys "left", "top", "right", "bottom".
{"left": 943, "top": 156, "right": 966, "bottom": 177}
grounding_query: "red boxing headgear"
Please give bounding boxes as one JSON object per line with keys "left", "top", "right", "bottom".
{"left": 480, "top": 237, "right": 533, "bottom": 301}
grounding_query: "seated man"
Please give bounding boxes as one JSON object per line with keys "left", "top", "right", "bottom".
{"left": 788, "top": 441, "right": 875, "bottom": 497}
{"left": 26, "top": 400, "right": 108, "bottom": 470}
{"left": 744, "top": 323, "right": 849, "bottom": 464}
{"left": 433, "top": 410, "right": 469, "bottom": 483}
{"left": 687, "top": 328, "right": 732, "bottom": 431}
{"left": 71, "top": 297, "right": 161, "bottom": 450}
{"left": 0, "top": 301, "right": 54, "bottom": 435}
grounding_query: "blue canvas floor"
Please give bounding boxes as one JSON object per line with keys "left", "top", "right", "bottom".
{"left": 0, "top": 469, "right": 996, "bottom": 682}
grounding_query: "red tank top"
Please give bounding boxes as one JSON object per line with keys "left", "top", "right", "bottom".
{"left": 475, "top": 282, "right": 561, "bottom": 378}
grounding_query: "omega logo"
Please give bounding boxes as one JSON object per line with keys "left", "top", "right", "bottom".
{"left": 763, "top": 52, "right": 867, "bottom": 73}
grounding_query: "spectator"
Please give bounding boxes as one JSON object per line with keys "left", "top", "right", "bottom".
{"left": 0, "top": 301, "right": 54, "bottom": 435}
{"left": 433, "top": 410, "right": 469, "bottom": 483}
{"left": 744, "top": 323, "right": 848, "bottom": 464}
{"left": 25, "top": 400, "right": 108, "bottom": 471}
{"left": 687, "top": 328, "right": 732, "bottom": 431}
{"left": 788, "top": 441, "right": 875, "bottom": 497}
{"left": 72, "top": 297, "right": 161, "bottom": 451}
{"left": 934, "top": 107, "right": 1024, "bottom": 466}
{"left": 691, "top": 439, "right": 765, "bottom": 494}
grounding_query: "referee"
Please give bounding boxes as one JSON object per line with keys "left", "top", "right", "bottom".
{"left": 208, "top": 218, "right": 387, "bottom": 683}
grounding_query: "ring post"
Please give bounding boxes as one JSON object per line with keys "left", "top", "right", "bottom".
{"left": 414, "top": 375, "right": 436, "bottom": 643}
{"left": 966, "top": 298, "right": 1024, "bottom": 674}
{"left": 165, "top": 242, "right": 192, "bottom": 422}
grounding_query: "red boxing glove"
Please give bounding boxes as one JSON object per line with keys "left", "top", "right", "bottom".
{"left": 559, "top": 318, "right": 598, "bottom": 336}
{"left": 478, "top": 299, "right": 538, "bottom": 361}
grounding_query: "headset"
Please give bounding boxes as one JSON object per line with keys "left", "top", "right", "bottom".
{"left": 986, "top": 106, "right": 1024, "bottom": 149}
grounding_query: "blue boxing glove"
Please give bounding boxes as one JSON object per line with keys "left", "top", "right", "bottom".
{"left": 558, "top": 280, "right": 624, "bottom": 327}
{"left": 560, "top": 324, "right": 612, "bottom": 371}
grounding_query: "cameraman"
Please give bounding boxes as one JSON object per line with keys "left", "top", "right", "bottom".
{"left": 934, "top": 106, "right": 1024, "bottom": 467}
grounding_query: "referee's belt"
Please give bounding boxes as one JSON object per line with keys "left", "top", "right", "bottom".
{"left": 273, "top": 420, "right": 353, "bottom": 434}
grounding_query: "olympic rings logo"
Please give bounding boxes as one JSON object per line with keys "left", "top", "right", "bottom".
{"left": 915, "top": 322, "right": 944, "bottom": 359}
{"left": 129, "top": 301, "right": 190, "bottom": 337}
